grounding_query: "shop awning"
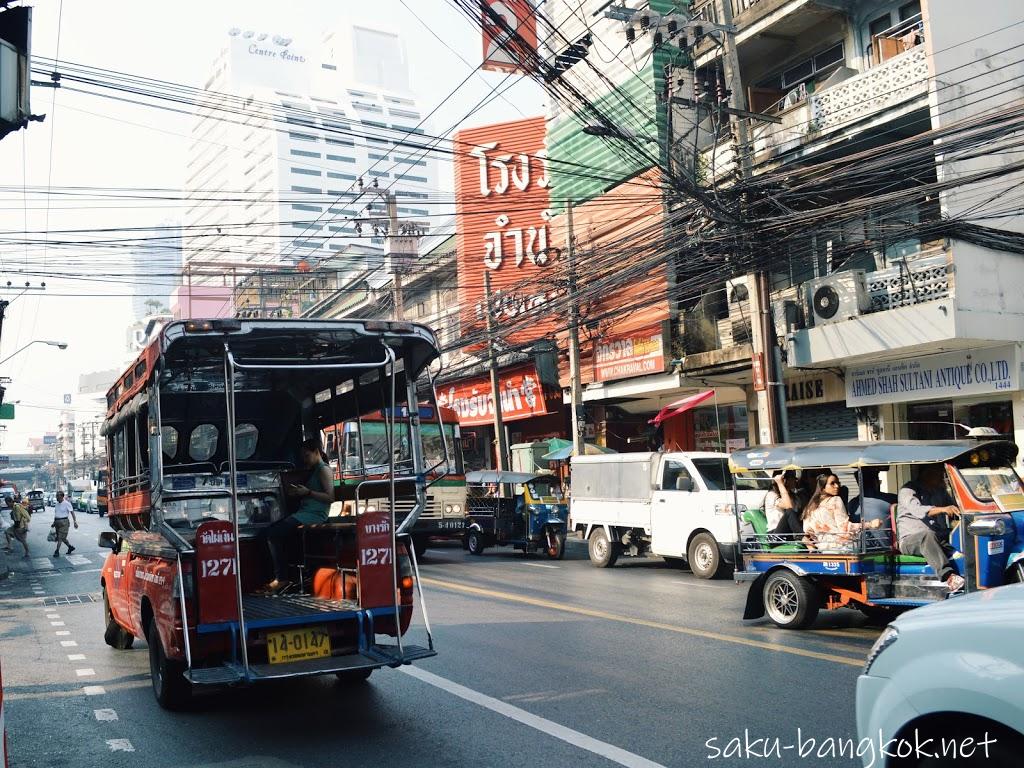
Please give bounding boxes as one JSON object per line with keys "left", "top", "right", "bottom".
{"left": 648, "top": 390, "right": 715, "bottom": 427}
{"left": 542, "top": 442, "right": 616, "bottom": 461}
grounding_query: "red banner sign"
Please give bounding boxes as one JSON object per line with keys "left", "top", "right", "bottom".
{"left": 357, "top": 510, "right": 396, "bottom": 609}
{"left": 437, "top": 364, "right": 548, "bottom": 427}
{"left": 594, "top": 327, "right": 666, "bottom": 382}
{"left": 454, "top": 117, "right": 557, "bottom": 350}
{"left": 195, "top": 520, "right": 239, "bottom": 625}
{"left": 482, "top": 0, "right": 537, "bottom": 74}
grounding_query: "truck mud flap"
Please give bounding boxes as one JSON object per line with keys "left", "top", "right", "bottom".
{"left": 743, "top": 573, "right": 767, "bottom": 620}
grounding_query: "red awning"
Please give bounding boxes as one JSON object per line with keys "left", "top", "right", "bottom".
{"left": 648, "top": 390, "right": 716, "bottom": 427}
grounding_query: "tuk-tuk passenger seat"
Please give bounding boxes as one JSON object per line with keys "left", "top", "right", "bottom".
{"left": 741, "top": 508, "right": 807, "bottom": 553}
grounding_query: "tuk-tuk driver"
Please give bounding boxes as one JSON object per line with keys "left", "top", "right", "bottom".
{"left": 897, "top": 464, "right": 964, "bottom": 592}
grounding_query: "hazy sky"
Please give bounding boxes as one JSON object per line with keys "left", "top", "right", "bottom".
{"left": 0, "top": 0, "right": 545, "bottom": 448}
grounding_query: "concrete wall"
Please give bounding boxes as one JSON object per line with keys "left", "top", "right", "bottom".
{"left": 925, "top": 0, "right": 1024, "bottom": 316}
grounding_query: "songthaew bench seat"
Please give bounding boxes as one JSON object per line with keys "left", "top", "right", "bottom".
{"left": 742, "top": 509, "right": 808, "bottom": 553}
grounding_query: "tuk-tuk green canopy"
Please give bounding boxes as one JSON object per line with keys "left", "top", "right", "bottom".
{"left": 728, "top": 440, "right": 1019, "bottom": 472}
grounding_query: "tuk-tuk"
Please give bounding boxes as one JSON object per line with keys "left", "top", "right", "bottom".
{"left": 729, "top": 440, "right": 1024, "bottom": 629}
{"left": 464, "top": 471, "right": 568, "bottom": 559}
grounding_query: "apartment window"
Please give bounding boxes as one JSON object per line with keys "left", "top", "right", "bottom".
{"left": 291, "top": 185, "right": 322, "bottom": 194}
{"left": 292, "top": 167, "right": 322, "bottom": 176}
{"left": 353, "top": 101, "right": 384, "bottom": 114}
{"left": 291, "top": 149, "right": 321, "bottom": 159}
{"left": 364, "top": 120, "right": 388, "bottom": 129}
{"left": 327, "top": 171, "right": 357, "bottom": 181}
{"left": 327, "top": 154, "right": 355, "bottom": 163}
{"left": 368, "top": 170, "right": 389, "bottom": 178}
{"left": 396, "top": 126, "right": 425, "bottom": 134}
{"left": 397, "top": 157, "right": 427, "bottom": 167}
{"left": 389, "top": 109, "right": 420, "bottom": 120}
{"left": 327, "top": 137, "right": 355, "bottom": 147}
{"left": 288, "top": 132, "right": 317, "bottom": 142}
{"left": 321, "top": 63, "right": 337, "bottom": 70}
{"left": 402, "top": 175, "right": 428, "bottom": 183}
{"left": 368, "top": 152, "right": 389, "bottom": 161}
{"left": 780, "top": 41, "right": 845, "bottom": 88}
{"left": 396, "top": 190, "right": 428, "bottom": 199}
{"left": 385, "top": 95, "right": 414, "bottom": 106}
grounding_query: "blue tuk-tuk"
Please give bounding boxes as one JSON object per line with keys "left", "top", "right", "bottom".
{"left": 729, "top": 440, "right": 1024, "bottom": 629}
{"left": 464, "top": 471, "right": 568, "bottom": 559}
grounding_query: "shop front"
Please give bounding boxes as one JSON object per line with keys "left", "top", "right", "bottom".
{"left": 437, "top": 362, "right": 565, "bottom": 471}
{"left": 845, "top": 344, "right": 1024, "bottom": 454}
{"left": 784, "top": 370, "right": 858, "bottom": 442}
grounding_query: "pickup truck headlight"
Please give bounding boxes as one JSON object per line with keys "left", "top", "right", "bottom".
{"left": 864, "top": 626, "right": 899, "bottom": 674}
{"left": 715, "top": 503, "right": 747, "bottom": 516}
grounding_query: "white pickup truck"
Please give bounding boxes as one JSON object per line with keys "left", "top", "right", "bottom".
{"left": 569, "top": 452, "right": 771, "bottom": 578}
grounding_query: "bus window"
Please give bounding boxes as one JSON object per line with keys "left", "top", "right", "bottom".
{"left": 163, "top": 427, "right": 178, "bottom": 458}
{"left": 235, "top": 423, "right": 258, "bottom": 460}
{"left": 189, "top": 424, "right": 219, "bottom": 462}
{"left": 421, "top": 423, "right": 463, "bottom": 474}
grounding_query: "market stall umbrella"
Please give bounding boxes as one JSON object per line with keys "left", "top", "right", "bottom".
{"left": 648, "top": 390, "right": 715, "bottom": 427}
{"left": 544, "top": 437, "right": 573, "bottom": 454}
{"left": 542, "top": 443, "right": 616, "bottom": 461}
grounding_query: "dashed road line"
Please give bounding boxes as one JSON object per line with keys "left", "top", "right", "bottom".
{"left": 75, "top": 668, "right": 95, "bottom": 677}
{"left": 50, "top": 621, "right": 65, "bottom": 626}
{"left": 60, "top": 640, "right": 78, "bottom": 647}
{"left": 83, "top": 686, "right": 106, "bottom": 696}
{"left": 94, "top": 709, "right": 118, "bottom": 722}
{"left": 106, "top": 739, "right": 135, "bottom": 752}
{"left": 523, "top": 563, "right": 560, "bottom": 569}
{"left": 55, "top": 630, "right": 71, "bottom": 636}
{"left": 67, "top": 654, "right": 86, "bottom": 661}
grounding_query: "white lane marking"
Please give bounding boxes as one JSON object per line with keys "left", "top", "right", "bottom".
{"left": 72, "top": 568, "right": 102, "bottom": 574}
{"left": 668, "top": 580, "right": 723, "bottom": 590}
{"left": 55, "top": 630, "right": 71, "bottom": 636}
{"left": 67, "top": 654, "right": 86, "bottom": 661}
{"left": 75, "top": 668, "right": 95, "bottom": 677}
{"left": 523, "top": 563, "right": 560, "bottom": 569}
{"left": 94, "top": 709, "right": 118, "bottom": 722}
{"left": 60, "top": 641, "right": 78, "bottom": 647}
{"left": 32, "top": 559, "right": 54, "bottom": 570}
{"left": 46, "top": 614, "right": 60, "bottom": 619}
{"left": 401, "top": 667, "right": 666, "bottom": 768}
{"left": 66, "top": 555, "right": 90, "bottom": 565}
{"left": 83, "top": 686, "right": 106, "bottom": 696}
{"left": 49, "top": 621, "right": 65, "bottom": 626}
{"left": 106, "top": 739, "right": 134, "bottom": 752}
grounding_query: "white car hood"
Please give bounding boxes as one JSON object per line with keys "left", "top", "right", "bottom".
{"left": 895, "top": 583, "right": 1024, "bottom": 630}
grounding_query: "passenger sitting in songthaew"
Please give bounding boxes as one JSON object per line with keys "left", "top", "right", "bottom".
{"left": 802, "top": 473, "right": 881, "bottom": 552}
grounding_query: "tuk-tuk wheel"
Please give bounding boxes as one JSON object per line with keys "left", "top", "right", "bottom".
{"left": 763, "top": 570, "right": 819, "bottom": 629}
{"left": 467, "top": 530, "right": 485, "bottom": 556}
{"left": 546, "top": 532, "right": 566, "bottom": 560}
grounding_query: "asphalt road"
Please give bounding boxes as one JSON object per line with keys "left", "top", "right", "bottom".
{"left": 0, "top": 517, "right": 883, "bottom": 768}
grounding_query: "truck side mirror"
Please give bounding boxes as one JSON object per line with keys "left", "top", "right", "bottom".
{"left": 98, "top": 531, "right": 120, "bottom": 552}
{"left": 676, "top": 476, "right": 693, "bottom": 492}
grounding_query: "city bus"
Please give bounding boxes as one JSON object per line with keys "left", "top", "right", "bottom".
{"left": 324, "top": 404, "right": 466, "bottom": 558}
{"left": 98, "top": 318, "right": 443, "bottom": 709}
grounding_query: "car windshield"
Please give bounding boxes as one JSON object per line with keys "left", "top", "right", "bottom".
{"left": 957, "top": 466, "right": 1023, "bottom": 504}
{"left": 527, "top": 477, "right": 563, "bottom": 499}
{"left": 691, "top": 458, "right": 772, "bottom": 491}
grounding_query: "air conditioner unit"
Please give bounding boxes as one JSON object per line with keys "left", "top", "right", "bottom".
{"left": 805, "top": 270, "right": 870, "bottom": 326}
{"left": 726, "top": 276, "right": 752, "bottom": 344}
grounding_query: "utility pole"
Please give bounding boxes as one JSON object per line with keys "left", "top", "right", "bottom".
{"left": 715, "top": 0, "right": 785, "bottom": 444}
{"left": 565, "top": 201, "right": 585, "bottom": 457}
{"left": 483, "top": 271, "right": 509, "bottom": 472}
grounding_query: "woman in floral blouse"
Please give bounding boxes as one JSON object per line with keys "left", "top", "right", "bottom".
{"left": 802, "top": 473, "right": 881, "bottom": 551}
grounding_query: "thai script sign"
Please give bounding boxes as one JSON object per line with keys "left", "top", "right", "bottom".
{"left": 594, "top": 327, "right": 666, "bottom": 382}
{"left": 454, "top": 117, "right": 557, "bottom": 348}
{"left": 845, "top": 345, "right": 1020, "bottom": 407}
{"left": 437, "top": 364, "right": 547, "bottom": 426}
{"left": 357, "top": 509, "right": 395, "bottom": 609}
{"left": 195, "top": 520, "right": 239, "bottom": 626}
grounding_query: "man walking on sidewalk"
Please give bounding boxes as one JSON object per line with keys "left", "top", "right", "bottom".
{"left": 52, "top": 491, "right": 78, "bottom": 558}
{"left": 3, "top": 495, "right": 31, "bottom": 558}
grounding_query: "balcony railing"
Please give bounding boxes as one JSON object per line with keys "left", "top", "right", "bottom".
{"left": 863, "top": 251, "right": 951, "bottom": 314}
{"left": 810, "top": 46, "right": 928, "bottom": 133}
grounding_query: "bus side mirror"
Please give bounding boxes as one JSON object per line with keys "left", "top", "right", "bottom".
{"left": 98, "top": 531, "right": 119, "bottom": 551}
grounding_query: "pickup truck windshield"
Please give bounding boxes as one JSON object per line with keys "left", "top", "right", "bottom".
{"left": 691, "top": 458, "right": 772, "bottom": 491}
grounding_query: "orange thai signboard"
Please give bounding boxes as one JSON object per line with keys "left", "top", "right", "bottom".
{"left": 482, "top": 0, "right": 537, "bottom": 74}
{"left": 437, "top": 364, "right": 548, "bottom": 427}
{"left": 594, "top": 324, "right": 667, "bottom": 383}
{"left": 454, "top": 116, "right": 557, "bottom": 349}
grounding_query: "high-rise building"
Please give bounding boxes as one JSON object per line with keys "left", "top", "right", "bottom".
{"left": 179, "top": 24, "right": 437, "bottom": 296}
{"left": 131, "top": 220, "right": 182, "bottom": 321}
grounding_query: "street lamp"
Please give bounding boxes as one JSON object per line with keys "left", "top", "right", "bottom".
{"left": 0, "top": 340, "right": 68, "bottom": 367}
{"left": 582, "top": 123, "right": 659, "bottom": 144}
